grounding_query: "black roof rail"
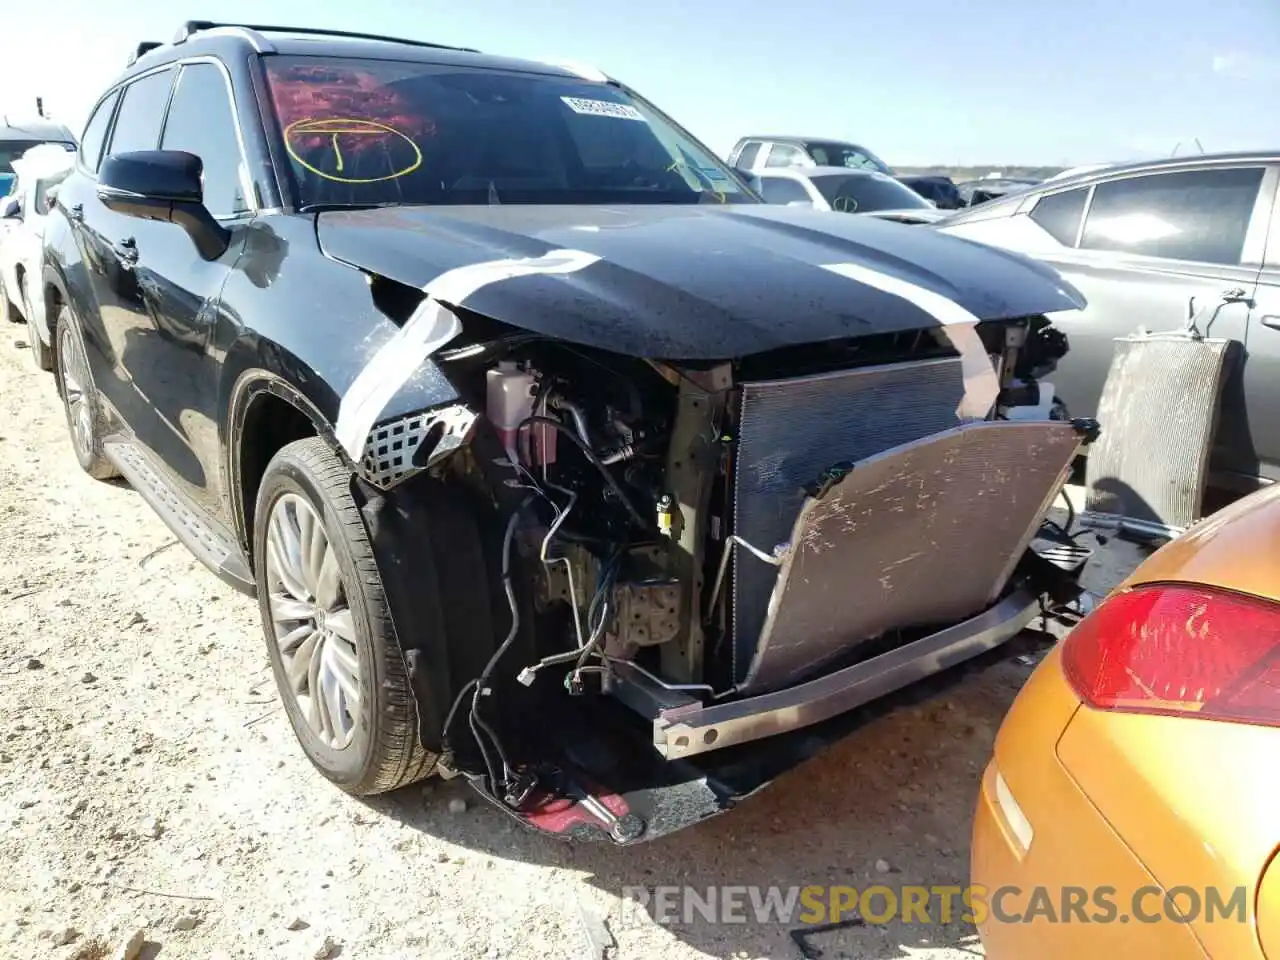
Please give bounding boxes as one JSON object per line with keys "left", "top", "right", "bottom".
{"left": 127, "top": 41, "right": 163, "bottom": 66}
{"left": 173, "top": 20, "right": 478, "bottom": 53}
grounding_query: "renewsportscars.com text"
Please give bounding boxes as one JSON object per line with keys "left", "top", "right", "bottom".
{"left": 620, "top": 884, "right": 1248, "bottom": 927}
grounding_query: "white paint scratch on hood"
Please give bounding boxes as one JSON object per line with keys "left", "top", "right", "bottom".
{"left": 335, "top": 248, "right": 601, "bottom": 458}
{"left": 821, "top": 261, "right": 1000, "bottom": 420}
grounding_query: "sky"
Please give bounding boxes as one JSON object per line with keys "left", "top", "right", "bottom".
{"left": 2, "top": 0, "right": 1278, "bottom": 167}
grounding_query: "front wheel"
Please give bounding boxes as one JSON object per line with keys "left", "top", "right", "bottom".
{"left": 253, "top": 437, "right": 435, "bottom": 795}
{"left": 55, "top": 308, "right": 117, "bottom": 479}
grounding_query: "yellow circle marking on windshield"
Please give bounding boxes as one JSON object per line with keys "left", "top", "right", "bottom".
{"left": 284, "top": 117, "right": 422, "bottom": 184}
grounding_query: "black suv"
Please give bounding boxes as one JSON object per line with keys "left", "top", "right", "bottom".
{"left": 42, "top": 21, "right": 1091, "bottom": 843}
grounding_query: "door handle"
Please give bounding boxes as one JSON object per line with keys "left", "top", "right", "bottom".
{"left": 1261, "top": 315, "right": 1280, "bottom": 330}
{"left": 67, "top": 203, "right": 83, "bottom": 223}
{"left": 114, "top": 237, "right": 138, "bottom": 265}
{"left": 1221, "top": 287, "right": 1252, "bottom": 304}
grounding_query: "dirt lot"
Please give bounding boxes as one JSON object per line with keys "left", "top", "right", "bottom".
{"left": 0, "top": 325, "right": 1143, "bottom": 960}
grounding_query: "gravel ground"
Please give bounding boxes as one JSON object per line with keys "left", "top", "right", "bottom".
{"left": 0, "top": 324, "right": 1145, "bottom": 960}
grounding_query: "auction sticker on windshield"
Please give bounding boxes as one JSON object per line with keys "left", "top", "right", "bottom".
{"left": 560, "top": 97, "right": 646, "bottom": 121}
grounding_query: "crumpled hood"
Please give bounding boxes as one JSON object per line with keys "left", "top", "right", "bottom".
{"left": 317, "top": 203, "right": 1084, "bottom": 359}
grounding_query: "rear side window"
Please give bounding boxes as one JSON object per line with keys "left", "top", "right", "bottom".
{"left": 1080, "top": 168, "right": 1264, "bottom": 264}
{"left": 79, "top": 90, "right": 120, "bottom": 173}
{"left": 161, "top": 63, "right": 250, "bottom": 218}
{"left": 765, "top": 143, "right": 808, "bottom": 167}
{"left": 759, "top": 176, "right": 810, "bottom": 204}
{"left": 736, "top": 142, "right": 761, "bottom": 168}
{"left": 107, "top": 69, "right": 176, "bottom": 157}
{"left": 1029, "top": 187, "right": 1088, "bottom": 246}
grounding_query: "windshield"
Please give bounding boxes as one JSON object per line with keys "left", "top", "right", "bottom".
{"left": 263, "top": 56, "right": 756, "bottom": 209}
{"left": 810, "top": 173, "right": 933, "bottom": 212}
{"left": 802, "top": 141, "right": 893, "bottom": 174}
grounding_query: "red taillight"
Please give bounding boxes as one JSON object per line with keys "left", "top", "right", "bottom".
{"left": 1061, "top": 583, "right": 1280, "bottom": 727}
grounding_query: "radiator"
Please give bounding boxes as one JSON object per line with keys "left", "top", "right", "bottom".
{"left": 1083, "top": 334, "right": 1235, "bottom": 537}
{"left": 730, "top": 357, "right": 966, "bottom": 685}
{"left": 738, "top": 420, "right": 1083, "bottom": 692}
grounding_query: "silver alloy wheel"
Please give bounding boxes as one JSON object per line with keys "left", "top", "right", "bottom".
{"left": 59, "top": 323, "right": 94, "bottom": 461}
{"left": 265, "top": 493, "right": 362, "bottom": 750}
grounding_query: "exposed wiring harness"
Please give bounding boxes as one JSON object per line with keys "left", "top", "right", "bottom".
{"left": 442, "top": 398, "right": 656, "bottom": 800}
{"left": 517, "top": 415, "right": 654, "bottom": 533}
{"left": 440, "top": 494, "right": 533, "bottom": 806}
{"left": 567, "top": 547, "right": 624, "bottom": 689}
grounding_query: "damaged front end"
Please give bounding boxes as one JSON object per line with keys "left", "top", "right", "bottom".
{"left": 351, "top": 309, "right": 1092, "bottom": 844}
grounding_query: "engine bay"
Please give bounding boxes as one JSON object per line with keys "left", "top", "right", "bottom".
{"left": 372, "top": 312, "right": 1086, "bottom": 838}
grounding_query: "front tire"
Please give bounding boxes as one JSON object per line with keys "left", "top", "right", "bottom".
{"left": 55, "top": 307, "right": 117, "bottom": 479}
{"left": 253, "top": 437, "right": 435, "bottom": 795}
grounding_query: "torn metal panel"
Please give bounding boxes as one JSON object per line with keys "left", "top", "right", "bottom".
{"left": 334, "top": 248, "right": 602, "bottom": 458}
{"left": 730, "top": 358, "right": 965, "bottom": 683}
{"left": 360, "top": 403, "right": 479, "bottom": 489}
{"left": 740, "top": 420, "right": 1082, "bottom": 693}
{"left": 1083, "top": 334, "right": 1234, "bottom": 537}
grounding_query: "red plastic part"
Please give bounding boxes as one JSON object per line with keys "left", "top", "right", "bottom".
{"left": 1062, "top": 583, "right": 1280, "bottom": 727}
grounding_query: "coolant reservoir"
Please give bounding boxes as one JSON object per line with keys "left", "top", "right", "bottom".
{"left": 485, "top": 362, "right": 555, "bottom": 464}
{"left": 486, "top": 362, "right": 535, "bottom": 461}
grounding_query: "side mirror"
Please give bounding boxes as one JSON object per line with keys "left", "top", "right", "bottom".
{"left": 0, "top": 197, "right": 20, "bottom": 220}
{"left": 733, "top": 168, "right": 762, "bottom": 192}
{"left": 97, "top": 150, "right": 229, "bottom": 260}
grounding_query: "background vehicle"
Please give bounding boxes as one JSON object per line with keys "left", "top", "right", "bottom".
{"left": 729, "top": 134, "right": 893, "bottom": 174}
{"left": 728, "top": 134, "right": 964, "bottom": 208}
{"left": 0, "top": 117, "right": 76, "bottom": 195}
{"left": 0, "top": 143, "right": 75, "bottom": 369}
{"left": 43, "top": 20, "right": 1089, "bottom": 844}
{"left": 896, "top": 173, "right": 965, "bottom": 209}
{"left": 753, "top": 166, "right": 946, "bottom": 223}
{"left": 973, "top": 481, "right": 1280, "bottom": 959}
{"left": 956, "top": 176, "right": 1041, "bottom": 207}
{"left": 936, "top": 151, "right": 1280, "bottom": 491}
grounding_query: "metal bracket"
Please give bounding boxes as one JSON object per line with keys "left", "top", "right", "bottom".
{"left": 659, "top": 363, "right": 732, "bottom": 682}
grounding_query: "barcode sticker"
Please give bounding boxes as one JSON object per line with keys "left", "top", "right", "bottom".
{"left": 560, "top": 97, "right": 646, "bottom": 121}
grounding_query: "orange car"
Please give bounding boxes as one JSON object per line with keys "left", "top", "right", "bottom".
{"left": 972, "top": 483, "right": 1280, "bottom": 959}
